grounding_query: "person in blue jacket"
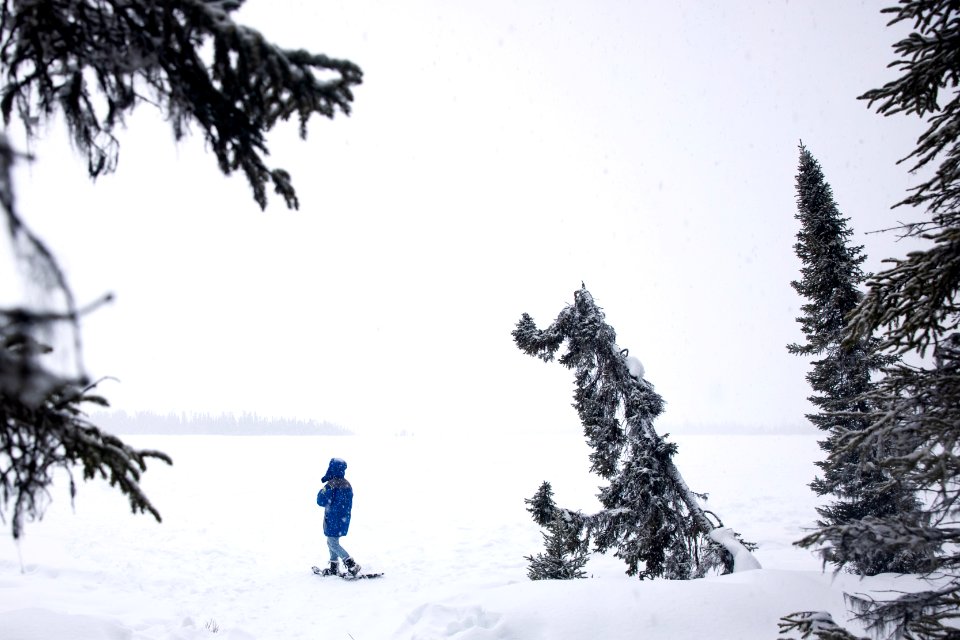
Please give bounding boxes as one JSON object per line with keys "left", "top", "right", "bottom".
{"left": 316, "top": 457, "right": 362, "bottom": 576}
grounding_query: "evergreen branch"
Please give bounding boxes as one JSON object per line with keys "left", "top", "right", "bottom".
{"left": 847, "top": 583, "right": 960, "bottom": 640}
{"left": 0, "top": 0, "right": 363, "bottom": 210}
{"left": 797, "top": 516, "right": 947, "bottom": 575}
{"left": 0, "top": 128, "right": 169, "bottom": 540}
{"left": 858, "top": 0, "right": 960, "bottom": 216}
{"left": 0, "top": 372, "right": 172, "bottom": 538}
{"left": 0, "top": 293, "right": 115, "bottom": 326}
{"left": 864, "top": 221, "right": 935, "bottom": 237}
{"left": 778, "top": 611, "right": 869, "bottom": 640}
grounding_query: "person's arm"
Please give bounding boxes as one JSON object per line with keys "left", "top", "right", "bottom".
{"left": 317, "top": 485, "right": 330, "bottom": 507}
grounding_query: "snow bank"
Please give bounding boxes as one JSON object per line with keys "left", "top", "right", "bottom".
{"left": 394, "top": 570, "right": 852, "bottom": 640}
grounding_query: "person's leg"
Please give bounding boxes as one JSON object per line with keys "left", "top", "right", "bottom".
{"left": 322, "top": 537, "right": 345, "bottom": 575}
{"left": 328, "top": 536, "right": 361, "bottom": 575}
{"left": 327, "top": 536, "right": 350, "bottom": 561}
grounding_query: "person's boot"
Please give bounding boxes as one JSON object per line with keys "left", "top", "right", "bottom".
{"left": 321, "top": 560, "right": 339, "bottom": 576}
{"left": 344, "top": 557, "right": 361, "bottom": 576}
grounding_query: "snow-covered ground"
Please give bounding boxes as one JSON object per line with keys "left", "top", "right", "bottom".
{"left": 0, "top": 433, "right": 925, "bottom": 639}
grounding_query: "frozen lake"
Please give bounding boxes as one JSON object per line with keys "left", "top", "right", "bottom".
{"left": 4, "top": 432, "right": 908, "bottom": 639}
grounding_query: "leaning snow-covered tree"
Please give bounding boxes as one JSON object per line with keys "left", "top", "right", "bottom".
{"left": 788, "top": 143, "right": 927, "bottom": 576}
{"left": 0, "top": 1, "right": 361, "bottom": 538}
{"left": 513, "top": 286, "right": 759, "bottom": 579}
{"left": 787, "top": 1, "right": 960, "bottom": 638}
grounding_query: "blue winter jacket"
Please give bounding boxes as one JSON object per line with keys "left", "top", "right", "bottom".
{"left": 316, "top": 458, "right": 353, "bottom": 537}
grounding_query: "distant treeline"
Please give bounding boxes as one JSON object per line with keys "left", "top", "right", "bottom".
{"left": 88, "top": 411, "right": 352, "bottom": 436}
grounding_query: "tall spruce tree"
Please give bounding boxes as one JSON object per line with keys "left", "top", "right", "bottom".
{"left": 0, "top": 1, "right": 361, "bottom": 538}
{"left": 514, "top": 286, "right": 758, "bottom": 579}
{"left": 786, "top": 2, "right": 960, "bottom": 638}
{"left": 788, "top": 143, "right": 925, "bottom": 576}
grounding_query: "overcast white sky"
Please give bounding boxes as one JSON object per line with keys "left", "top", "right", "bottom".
{"left": 4, "top": 0, "right": 930, "bottom": 436}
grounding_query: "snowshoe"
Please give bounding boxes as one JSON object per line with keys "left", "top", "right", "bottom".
{"left": 340, "top": 571, "right": 384, "bottom": 580}
{"left": 311, "top": 561, "right": 340, "bottom": 577}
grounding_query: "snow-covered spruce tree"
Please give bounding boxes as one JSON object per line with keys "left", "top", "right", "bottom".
{"left": 788, "top": 143, "right": 926, "bottom": 576}
{"left": 787, "top": 2, "right": 960, "bottom": 638}
{"left": 0, "top": 2, "right": 361, "bottom": 538}
{"left": 526, "top": 511, "right": 590, "bottom": 581}
{"left": 524, "top": 483, "right": 590, "bottom": 580}
{"left": 514, "top": 286, "right": 758, "bottom": 579}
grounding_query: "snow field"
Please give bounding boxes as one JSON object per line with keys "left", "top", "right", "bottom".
{"left": 0, "top": 432, "right": 921, "bottom": 639}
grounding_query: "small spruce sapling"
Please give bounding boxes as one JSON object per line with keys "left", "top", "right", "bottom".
{"left": 524, "top": 482, "right": 590, "bottom": 580}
